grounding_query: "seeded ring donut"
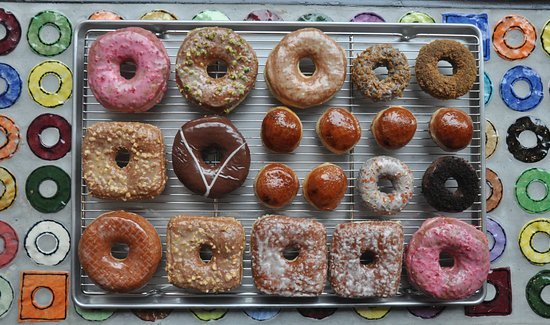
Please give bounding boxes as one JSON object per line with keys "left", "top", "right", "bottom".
{"left": 176, "top": 27, "right": 258, "bottom": 114}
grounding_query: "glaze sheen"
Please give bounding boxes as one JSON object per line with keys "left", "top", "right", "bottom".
{"left": 429, "top": 108, "right": 473, "bottom": 151}
{"left": 254, "top": 163, "right": 299, "bottom": 209}
{"left": 261, "top": 106, "right": 302, "bottom": 153}
{"left": 303, "top": 163, "right": 347, "bottom": 211}
{"left": 371, "top": 106, "right": 416, "bottom": 150}
{"left": 317, "top": 107, "right": 361, "bottom": 154}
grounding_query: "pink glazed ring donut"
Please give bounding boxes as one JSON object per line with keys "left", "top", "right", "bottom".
{"left": 87, "top": 27, "right": 170, "bottom": 112}
{"left": 405, "top": 217, "right": 490, "bottom": 300}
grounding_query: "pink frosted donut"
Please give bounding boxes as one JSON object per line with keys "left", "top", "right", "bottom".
{"left": 87, "top": 27, "right": 170, "bottom": 112}
{"left": 405, "top": 217, "right": 490, "bottom": 300}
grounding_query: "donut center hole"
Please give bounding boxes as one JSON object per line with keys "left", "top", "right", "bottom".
{"left": 444, "top": 177, "right": 458, "bottom": 193}
{"left": 39, "top": 179, "right": 58, "bottom": 198}
{"left": 115, "top": 148, "right": 131, "bottom": 168}
{"left": 199, "top": 244, "right": 213, "bottom": 263}
{"left": 377, "top": 177, "right": 395, "bottom": 194}
{"left": 437, "top": 60, "right": 454, "bottom": 76}
{"left": 282, "top": 245, "right": 300, "bottom": 261}
{"left": 36, "top": 232, "right": 59, "bottom": 255}
{"left": 0, "top": 25, "right": 6, "bottom": 40}
{"left": 111, "top": 242, "right": 129, "bottom": 260}
{"left": 439, "top": 251, "right": 455, "bottom": 268}
{"left": 532, "top": 232, "right": 550, "bottom": 253}
{"left": 32, "top": 287, "right": 53, "bottom": 309}
{"left": 373, "top": 64, "right": 389, "bottom": 80}
{"left": 0, "top": 237, "right": 4, "bottom": 253}
{"left": 484, "top": 282, "right": 497, "bottom": 302}
{"left": 518, "top": 130, "right": 538, "bottom": 149}
{"left": 527, "top": 180, "right": 548, "bottom": 201}
{"left": 360, "top": 250, "right": 377, "bottom": 265}
{"left": 298, "top": 57, "right": 316, "bottom": 77}
{"left": 0, "top": 78, "right": 7, "bottom": 95}
{"left": 40, "top": 127, "right": 60, "bottom": 148}
{"left": 485, "top": 181, "right": 493, "bottom": 200}
{"left": 542, "top": 285, "right": 550, "bottom": 304}
{"left": 487, "top": 231, "right": 495, "bottom": 250}
{"left": 207, "top": 60, "right": 228, "bottom": 79}
{"left": 201, "top": 145, "right": 222, "bottom": 166}
{"left": 40, "top": 73, "right": 61, "bottom": 94}
{"left": 39, "top": 23, "right": 61, "bottom": 45}
{"left": 120, "top": 60, "right": 137, "bottom": 80}
{"left": 504, "top": 28, "right": 526, "bottom": 49}
{"left": 0, "top": 129, "right": 6, "bottom": 148}
{"left": 511, "top": 79, "right": 531, "bottom": 99}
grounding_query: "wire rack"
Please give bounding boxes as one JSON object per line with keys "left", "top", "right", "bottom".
{"left": 72, "top": 21, "right": 485, "bottom": 308}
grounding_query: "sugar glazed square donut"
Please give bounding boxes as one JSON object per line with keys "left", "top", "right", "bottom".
{"left": 82, "top": 122, "right": 166, "bottom": 200}
{"left": 166, "top": 216, "right": 245, "bottom": 293}
{"left": 250, "top": 215, "right": 327, "bottom": 296}
{"left": 330, "top": 221, "right": 404, "bottom": 298}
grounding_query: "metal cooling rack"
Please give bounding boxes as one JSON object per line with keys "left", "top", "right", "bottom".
{"left": 72, "top": 21, "right": 485, "bottom": 309}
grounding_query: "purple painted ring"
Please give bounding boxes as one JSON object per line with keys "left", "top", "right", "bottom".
{"left": 486, "top": 216, "right": 506, "bottom": 262}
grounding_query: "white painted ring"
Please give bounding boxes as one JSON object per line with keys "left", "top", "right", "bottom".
{"left": 24, "top": 220, "right": 70, "bottom": 266}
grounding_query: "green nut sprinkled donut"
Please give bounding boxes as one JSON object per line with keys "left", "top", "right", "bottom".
{"left": 526, "top": 269, "right": 550, "bottom": 318}
{"left": 27, "top": 11, "right": 72, "bottom": 56}
{"left": 515, "top": 168, "right": 550, "bottom": 214}
{"left": 25, "top": 165, "right": 70, "bottom": 213}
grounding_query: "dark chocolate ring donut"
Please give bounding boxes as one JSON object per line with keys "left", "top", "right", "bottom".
{"left": 506, "top": 116, "right": 550, "bottom": 163}
{"left": 172, "top": 115, "right": 250, "bottom": 199}
{"left": 0, "top": 9, "right": 21, "bottom": 55}
{"left": 27, "top": 114, "right": 71, "bottom": 160}
{"left": 422, "top": 156, "right": 480, "bottom": 212}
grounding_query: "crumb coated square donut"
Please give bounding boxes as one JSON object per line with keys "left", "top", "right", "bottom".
{"left": 166, "top": 216, "right": 245, "bottom": 293}
{"left": 82, "top": 122, "right": 166, "bottom": 200}
{"left": 330, "top": 221, "right": 404, "bottom": 298}
{"left": 251, "top": 215, "right": 327, "bottom": 296}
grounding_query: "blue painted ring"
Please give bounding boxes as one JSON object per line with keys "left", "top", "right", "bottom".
{"left": 484, "top": 72, "right": 493, "bottom": 105}
{"left": 500, "top": 65, "right": 543, "bottom": 112}
{"left": 0, "top": 63, "right": 22, "bottom": 109}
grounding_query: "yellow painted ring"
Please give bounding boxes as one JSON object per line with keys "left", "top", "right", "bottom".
{"left": 354, "top": 307, "right": 391, "bottom": 320}
{"left": 27, "top": 60, "right": 72, "bottom": 108}
{"left": 519, "top": 218, "right": 550, "bottom": 265}
{"left": 0, "top": 167, "right": 16, "bottom": 211}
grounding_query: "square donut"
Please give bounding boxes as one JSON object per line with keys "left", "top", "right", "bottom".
{"left": 166, "top": 216, "right": 245, "bottom": 293}
{"left": 18, "top": 271, "right": 69, "bottom": 322}
{"left": 251, "top": 215, "right": 327, "bottom": 296}
{"left": 330, "top": 221, "right": 404, "bottom": 297}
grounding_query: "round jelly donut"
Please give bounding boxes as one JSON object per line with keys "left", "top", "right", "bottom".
{"left": 493, "top": 15, "right": 536, "bottom": 61}
{"left": 0, "top": 275, "right": 13, "bottom": 318}
{"left": 27, "top": 114, "right": 71, "bottom": 160}
{"left": 297, "top": 13, "right": 333, "bottom": 22}
{"left": 515, "top": 168, "right": 550, "bottom": 214}
{"left": 422, "top": 156, "right": 479, "bottom": 212}
{"left": 506, "top": 116, "right": 550, "bottom": 163}
{"left": 350, "top": 12, "right": 385, "bottom": 22}
{"left": 25, "top": 165, "right": 70, "bottom": 213}
{"left": 27, "top": 11, "right": 72, "bottom": 56}
{"left": 500, "top": 65, "right": 543, "bottom": 112}
{"left": 358, "top": 156, "right": 414, "bottom": 215}
{"left": 140, "top": 9, "right": 177, "bottom": 20}
{"left": 351, "top": 44, "right": 410, "bottom": 101}
{"left": 519, "top": 218, "right": 550, "bottom": 265}
{"left": 172, "top": 115, "right": 250, "bottom": 199}
{"left": 176, "top": 27, "right": 258, "bottom": 114}
{"left": 79, "top": 210, "right": 162, "bottom": 292}
{"left": 27, "top": 60, "right": 72, "bottom": 108}
{"left": 303, "top": 163, "right": 347, "bottom": 211}
{"left": 316, "top": 107, "right": 361, "bottom": 154}
{"left": 261, "top": 106, "right": 302, "bottom": 153}
{"left": 0, "top": 167, "right": 16, "bottom": 211}
{"left": 399, "top": 11, "right": 435, "bottom": 23}
{"left": 542, "top": 20, "right": 550, "bottom": 57}
{"left": 486, "top": 168, "right": 503, "bottom": 212}
{"left": 245, "top": 9, "right": 282, "bottom": 21}
{"left": 371, "top": 106, "right": 417, "bottom": 150}
{"left": 526, "top": 269, "right": 550, "bottom": 318}
{"left": 415, "top": 40, "right": 476, "bottom": 99}
{"left": 486, "top": 217, "right": 506, "bottom": 262}
{"left": 88, "top": 27, "right": 170, "bottom": 112}
{"left": 0, "top": 220, "right": 18, "bottom": 268}
{"left": 0, "top": 9, "right": 21, "bottom": 55}
{"left": 254, "top": 163, "right": 299, "bottom": 209}
{"left": 265, "top": 28, "right": 346, "bottom": 109}
{"left": 88, "top": 10, "right": 123, "bottom": 20}
{"left": 24, "top": 220, "right": 70, "bottom": 266}
{"left": 486, "top": 119, "right": 498, "bottom": 159}
{"left": 429, "top": 108, "right": 473, "bottom": 151}
{"left": 193, "top": 10, "right": 230, "bottom": 21}
{"left": 0, "top": 115, "right": 20, "bottom": 160}
{"left": 0, "top": 63, "right": 22, "bottom": 109}
{"left": 405, "top": 217, "right": 490, "bottom": 300}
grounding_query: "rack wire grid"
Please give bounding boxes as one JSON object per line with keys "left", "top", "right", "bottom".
{"left": 72, "top": 21, "right": 486, "bottom": 309}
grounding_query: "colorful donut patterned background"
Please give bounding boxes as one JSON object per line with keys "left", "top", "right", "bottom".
{"left": 0, "top": 3, "right": 549, "bottom": 323}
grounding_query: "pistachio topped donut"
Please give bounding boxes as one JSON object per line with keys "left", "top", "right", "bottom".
{"left": 265, "top": 28, "right": 347, "bottom": 109}
{"left": 176, "top": 27, "right": 258, "bottom": 114}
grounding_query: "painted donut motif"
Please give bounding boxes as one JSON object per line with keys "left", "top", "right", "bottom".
{"left": 245, "top": 10, "right": 282, "bottom": 21}
{"left": 465, "top": 267, "right": 512, "bottom": 316}
{"left": 0, "top": 63, "right": 22, "bottom": 108}
{"left": 484, "top": 72, "right": 493, "bottom": 105}
{"left": 486, "top": 168, "right": 503, "bottom": 212}
{"left": 27, "top": 60, "right": 73, "bottom": 108}
{"left": 140, "top": 9, "right": 177, "bottom": 20}
{"left": 190, "top": 309, "right": 227, "bottom": 321}
{"left": 486, "top": 119, "right": 498, "bottom": 159}
{"left": 515, "top": 168, "right": 550, "bottom": 214}
{"left": 298, "top": 308, "right": 336, "bottom": 320}
{"left": 297, "top": 13, "right": 333, "bottom": 22}
{"left": 193, "top": 10, "right": 229, "bottom": 21}
{"left": 541, "top": 19, "right": 550, "bottom": 57}
{"left": 354, "top": 307, "right": 391, "bottom": 320}
{"left": 132, "top": 309, "right": 172, "bottom": 321}
{"left": 506, "top": 116, "right": 550, "bottom": 163}
{"left": 75, "top": 306, "right": 114, "bottom": 321}
{"left": 518, "top": 218, "right": 550, "bottom": 265}
{"left": 351, "top": 12, "right": 385, "bottom": 22}
{"left": 243, "top": 308, "right": 280, "bottom": 321}
{"left": 0, "top": 8, "right": 21, "bottom": 55}
{"left": 500, "top": 65, "right": 543, "bottom": 112}
{"left": 88, "top": 11, "right": 123, "bottom": 20}
{"left": 399, "top": 11, "right": 435, "bottom": 23}
{"left": 408, "top": 306, "right": 445, "bottom": 319}
{"left": 0, "top": 276, "right": 13, "bottom": 318}
{"left": 526, "top": 269, "right": 550, "bottom": 318}
{"left": 492, "top": 15, "right": 536, "bottom": 60}
{"left": 0, "top": 167, "right": 16, "bottom": 211}
{"left": 27, "top": 11, "right": 72, "bottom": 56}
{"left": 443, "top": 13, "right": 489, "bottom": 61}
{"left": 27, "top": 113, "right": 71, "bottom": 160}
{"left": 0, "top": 220, "right": 18, "bottom": 268}
{"left": 24, "top": 220, "right": 70, "bottom": 266}
{"left": 25, "top": 165, "right": 71, "bottom": 213}
{"left": 486, "top": 217, "right": 506, "bottom": 262}
{"left": 0, "top": 115, "right": 20, "bottom": 160}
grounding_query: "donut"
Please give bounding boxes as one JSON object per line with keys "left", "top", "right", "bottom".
{"left": 193, "top": 10, "right": 230, "bottom": 21}
{"left": 83, "top": 122, "right": 166, "bottom": 200}
{"left": 526, "top": 270, "right": 550, "bottom": 318}
{"left": 26, "top": 114, "right": 71, "bottom": 160}
{"left": 17, "top": 270, "right": 68, "bottom": 322}
{"left": 486, "top": 217, "right": 506, "bottom": 262}
{"left": 0, "top": 167, "right": 16, "bottom": 211}
{"left": 422, "top": 156, "right": 479, "bottom": 212}
{"left": 442, "top": 13, "right": 490, "bottom": 61}
{"left": 542, "top": 20, "right": 550, "bottom": 57}
{"left": 350, "top": 12, "right": 385, "bottom": 22}
{"left": 265, "top": 28, "right": 346, "bottom": 109}
{"left": 428, "top": 108, "right": 473, "bottom": 151}
{"left": 25, "top": 165, "right": 70, "bottom": 213}
{"left": 408, "top": 306, "right": 445, "bottom": 319}
{"left": 316, "top": 107, "right": 361, "bottom": 154}
{"left": 465, "top": 267, "right": 512, "bottom": 316}
{"left": 88, "top": 10, "right": 123, "bottom": 20}
{"left": 0, "top": 220, "right": 18, "bottom": 268}
{"left": 506, "top": 116, "right": 550, "bottom": 163}
{"left": 371, "top": 106, "right": 417, "bottom": 150}
{"left": 75, "top": 306, "right": 114, "bottom": 321}
{"left": 251, "top": 215, "right": 327, "bottom": 297}
{"left": 78, "top": 210, "right": 162, "bottom": 292}
{"left": 140, "top": 9, "right": 177, "bottom": 20}
{"left": 500, "top": 65, "right": 543, "bottom": 112}
{"left": 358, "top": 156, "right": 414, "bottom": 215}
{"left": 0, "top": 63, "right": 22, "bottom": 109}
{"left": 486, "top": 119, "right": 498, "bottom": 159}
{"left": 261, "top": 106, "right": 302, "bottom": 153}
{"left": 405, "top": 217, "right": 490, "bottom": 300}
{"left": 518, "top": 218, "right": 550, "bottom": 265}
{"left": 415, "top": 40, "right": 476, "bottom": 99}
{"left": 245, "top": 9, "right": 283, "bottom": 21}
{"left": 0, "top": 276, "right": 13, "bottom": 318}
{"left": 0, "top": 9, "right": 21, "bottom": 55}
{"left": 27, "top": 11, "right": 72, "bottom": 56}
{"left": 399, "top": 11, "right": 435, "bottom": 23}
{"left": 484, "top": 72, "right": 493, "bottom": 105}
{"left": 27, "top": 60, "right": 72, "bottom": 108}
{"left": 515, "top": 168, "right": 550, "bottom": 214}
{"left": 172, "top": 116, "right": 250, "bottom": 199}
{"left": 486, "top": 168, "right": 503, "bottom": 212}
{"left": 175, "top": 27, "right": 258, "bottom": 114}
{"left": 166, "top": 216, "right": 245, "bottom": 293}
{"left": 351, "top": 44, "right": 410, "bottom": 101}
{"left": 492, "top": 15, "right": 536, "bottom": 60}
{"left": 297, "top": 13, "right": 333, "bottom": 22}
{"left": 303, "top": 163, "right": 347, "bottom": 211}
{"left": 88, "top": 27, "right": 170, "bottom": 112}
{"left": 132, "top": 309, "right": 172, "bottom": 321}
{"left": 330, "top": 221, "right": 404, "bottom": 298}
{"left": 24, "top": 220, "right": 70, "bottom": 266}
{"left": 0, "top": 115, "right": 19, "bottom": 160}
{"left": 254, "top": 163, "right": 299, "bottom": 209}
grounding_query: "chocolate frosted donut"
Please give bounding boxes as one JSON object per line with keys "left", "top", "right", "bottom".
{"left": 172, "top": 116, "right": 250, "bottom": 199}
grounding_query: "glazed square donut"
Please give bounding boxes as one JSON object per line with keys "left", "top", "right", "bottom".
{"left": 330, "top": 221, "right": 404, "bottom": 298}
{"left": 82, "top": 122, "right": 166, "bottom": 200}
{"left": 250, "top": 215, "right": 327, "bottom": 296}
{"left": 166, "top": 216, "right": 245, "bottom": 293}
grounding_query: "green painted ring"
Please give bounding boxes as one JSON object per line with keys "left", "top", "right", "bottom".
{"left": 75, "top": 306, "right": 114, "bottom": 322}
{"left": 515, "top": 168, "right": 550, "bottom": 214}
{"left": 399, "top": 11, "right": 436, "bottom": 23}
{"left": 25, "top": 165, "right": 70, "bottom": 213}
{"left": 526, "top": 269, "right": 550, "bottom": 318}
{"left": 27, "top": 11, "right": 72, "bottom": 56}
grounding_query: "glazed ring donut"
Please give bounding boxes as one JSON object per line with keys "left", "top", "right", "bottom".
{"left": 27, "top": 60, "right": 72, "bottom": 108}
{"left": 27, "top": 11, "right": 72, "bottom": 56}
{"left": 515, "top": 168, "right": 550, "bottom": 214}
{"left": 0, "top": 9, "right": 21, "bottom": 55}
{"left": 519, "top": 218, "right": 550, "bottom": 265}
{"left": 506, "top": 116, "right": 550, "bottom": 163}
{"left": 493, "top": 15, "right": 536, "bottom": 60}
{"left": 166, "top": 216, "right": 245, "bottom": 293}
{"left": 0, "top": 63, "right": 22, "bottom": 109}
{"left": 82, "top": 122, "right": 167, "bottom": 201}
{"left": 78, "top": 210, "right": 162, "bottom": 292}
{"left": 405, "top": 217, "right": 490, "bottom": 300}
{"left": 265, "top": 28, "right": 346, "bottom": 109}
{"left": 175, "top": 27, "right": 258, "bottom": 114}
{"left": 316, "top": 107, "right": 361, "bottom": 154}
{"left": 0, "top": 115, "right": 20, "bottom": 160}
{"left": 351, "top": 44, "right": 411, "bottom": 101}
{"left": 486, "top": 168, "right": 503, "bottom": 212}
{"left": 358, "top": 156, "right": 414, "bottom": 215}
{"left": 27, "top": 114, "right": 71, "bottom": 160}
{"left": 415, "top": 40, "right": 477, "bottom": 99}
{"left": 0, "top": 167, "right": 16, "bottom": 211}
{"left": 261, "top": 106, "right": 302, "bottom": 153}
{"left": 526, "top": 270, "right": 550, "bottom": 318}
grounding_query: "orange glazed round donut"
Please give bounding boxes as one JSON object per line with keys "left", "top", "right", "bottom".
{"left": 78, "top": 210, "right": 162, "bottom": 293}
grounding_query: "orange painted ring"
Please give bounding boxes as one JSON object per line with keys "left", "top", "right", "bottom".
{"left": 492, "top": 15, "right": 536, "bottom": 60}
{"left": 0, "top": 115, "right": 20, "bottom": 160}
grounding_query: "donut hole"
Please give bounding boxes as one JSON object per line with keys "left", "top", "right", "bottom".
{"left": 532, "top": 232, "right": 550, "bottom": 253}
{"left": 0, "top": 24, "right": 6, "bottom": 40}
{"left": 504, "top": 28, "right": 526, "bottom": 49}
{"left": 32, "top": 287, "right": 53, "bottom": 309}
{"left": 0, "top": 77, "right": 7, "bottom": 95}
{"left": 36, "top": 232, "right": 59, "bottom": 255}
{"left": 359, "top": 250, "right": 377, "bottom": 265}
{"left": 39, "top": 23, "right": 61, "bottom": 45}
{"left": 0, "top": 181, "right": 5, "bottom": 197}
{"left": 40, "top": 73, "right": 61, "bottom": 94}
{"left": 518, "top": 130, "right": 538, "bottom": 149}
{"left": 298, "top": 57, "right": 316, "bottom": 77}
{"left": 38, "top": 179, "right": 58, "bottom": 198}
{"left": 487, "top": 231, "right": 495, "bottom": 250}
{"left": 444, "top": 177, "right": 458, "bottom": 193}
{"left": 115, "top": 148, "right": 131, "bottom": 168}
{"left": 199, "top": 244, "right": 213, "bottom": 263}
{"left": 207, "top": 60, "right": 228, "bottom": 79}
{"left": 201, "top": 145, "right": 222, "bottom": 166}
{"left": 542, "top": 285, "right": 550, "bottom": 304}
{"left": 511, "top": 79, "right": 531, "bottom": 99}
{"left": 438, "top": 251, "right": 455, "bottom": 268}
{"left": 484, "top": 282, "right": 497, "bottom": 302}
{"left": 485, "top": 181, "right": 493, "bottom": 200}
{"left": 373, "top": 64, "right": 389, "bottom": 80}
{"left": 0, "top": 129, "right": 6, "bottom": 148}
{"left": 0, "top": 237, "right": 4, "bottom": 253}
{"left": 377, "top": 176, "right": 395, "bottom": 194}
{"left": 282, "top": 245, "right": 300, "bottom": 261}
{"left": 120, "top": 60, "right": 137, "bottom": 80}
{"left": 40, "top": 127, "right": 60, "bottom": 148}
{"left": 110, "top": 242, "right": 129, "bottom": 260}
{"left": 527, "top": 180, "right": 548, "bottom": 201}
{"left": 437, "top": 59, "right": 454, "bottom": 76}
